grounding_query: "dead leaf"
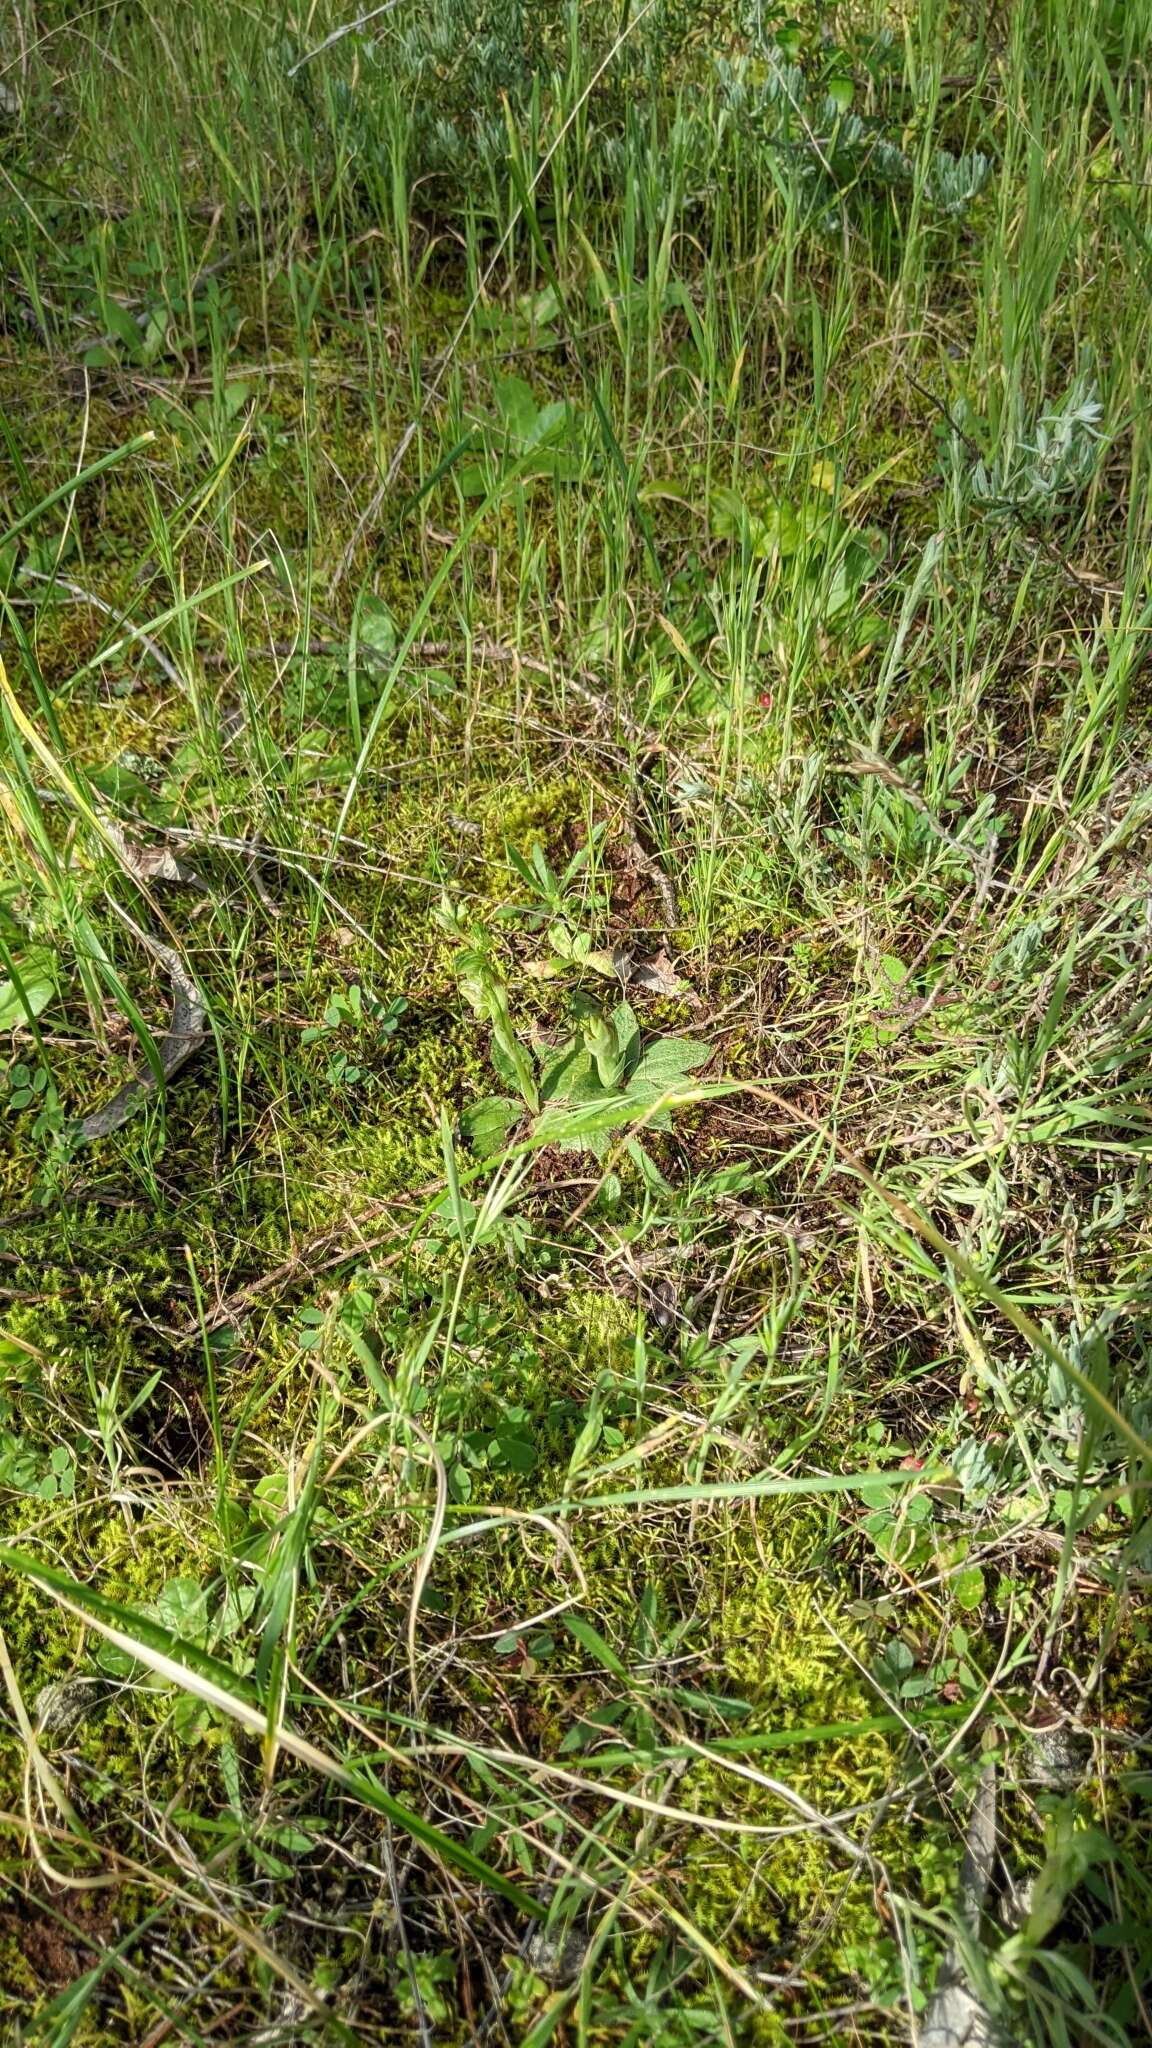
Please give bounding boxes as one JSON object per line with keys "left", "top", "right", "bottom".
{"left": 612, "top": 944, "right": 686, "bottom": 997}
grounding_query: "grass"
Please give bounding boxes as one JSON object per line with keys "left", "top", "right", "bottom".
{"left": 1, "top": 0, "right": 1151, "bottom": 2040}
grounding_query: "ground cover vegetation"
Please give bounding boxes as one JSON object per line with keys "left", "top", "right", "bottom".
{"left": 1, "top": 0, "right": 1151, "bottom": 2041}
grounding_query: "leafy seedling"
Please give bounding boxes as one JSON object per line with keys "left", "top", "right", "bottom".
{"left": 462, "top": 993, "right": 712, "bottom": 1158}
{"left": 460, "top": 374, "right": 584, "bottom": 495}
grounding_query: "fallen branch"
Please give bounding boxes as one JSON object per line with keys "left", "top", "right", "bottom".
{"left": 76, "top": 907, "right": 206, "bottom": 1144}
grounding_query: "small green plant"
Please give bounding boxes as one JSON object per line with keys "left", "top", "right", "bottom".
{"left": 438, "top": 899, "right": 542, "bottom": 1112}
{"left": 505, "top": 832, "right": 601, "bottom": 929}
{"left": 948, "top": 368, "right": 1107, "bottom": 527}
{"left": 440, "top": 892, "right": 712, "bottom": 1157}
{"left": 535, "top": 995, "right": 713, "bottom": 1150}
{"left": 77, "top": 265, "right": 240, "bottom": 370}
{"left": 713, "top": 24, "right": 989, "bottom": 244}
{"left": 448, "top": 927, "right": 713, "bottom": 1157}
{"left": 394, "top": 1951, "right": 458, "bottom": 2028}
{"left": 4, "top": 1058, "right": 62, "bottom": 1141}
{"left": 460, "top": 373, "right": 584, "bottom": 494}
{"left": 149, "top": 373, "right": 252, "bottom": 450}
{"left": 301, "top": 983, "right": 407, "bottom": 1090}
{"left": 0, "top": 1420, "right": 74, "bottom": 1501}
{"left": 709, "top": 464, "right": 888, "bottom": 649}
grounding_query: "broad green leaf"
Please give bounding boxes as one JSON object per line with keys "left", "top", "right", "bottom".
{"left": 461, "top": 1094, "right": 521, "bottom": 1156}
{"left": 102, "top": 300, "right": 143, "bottom": 356}
{"left": 156, "top": 1576, "right": 209, "bottom": 1642}
{"left": 953, "top": 1566, "right": 986, "bottom": 1612}
{"left": 496, "top": 1433, "right": 537, "bottom": 1473}
{"left": 538, "top": 1039, "right": 598, "bottom": 1103}
{"left": 629, "top": 1037, "right": 712, "bottom": 1091}
{"left": 527, "top": 399, "right": 573, "bottom": 448}
{"left": 0, "top": 948, "right": 56, "bottom": 1030}
{"left": 358, "top": 595, "right": 397, "bottom": 656}
{"left": 493, "top": 374, "right": 541, "bottom": 441}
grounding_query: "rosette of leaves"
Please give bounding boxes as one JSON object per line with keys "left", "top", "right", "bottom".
{"left": 460, "top": 374, "right": 584, "bottom": 496}
{"left": 951, "top": 369, "right": 1106, "bottom": 528}
{"left": 463, "top": 997, "right": 712, "bottom": 1158}
{"left": 709, "top": 474, "right": 888, "bottom": 650}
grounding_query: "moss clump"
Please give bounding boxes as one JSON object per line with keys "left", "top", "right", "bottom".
{"left": 0, "top": 1499, "right": 81, "bottom": 1704}
{"left": 674, "top": 1510, "right": 962, "bottom": 2008}
{"left": 479, "top": 772, "right": 585, "bottom": 867}
{"left": 537, "top": 1281, "right": 632, "bottom": 1357}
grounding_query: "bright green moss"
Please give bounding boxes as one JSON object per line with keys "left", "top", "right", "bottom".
{"left": 672, "top": 1511, "right": 963, "bottom": 2006}
{"left": 538, "top": 1283, "right": 633, "bottom": 1362}
{"left": 479, "top": 772, "right": 585, "bottom": 865}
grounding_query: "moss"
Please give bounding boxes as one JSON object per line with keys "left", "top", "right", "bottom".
{"left": 669, "top": 1510, "right": 963, "bottom": 2005}
{"left": 537, "top": 1286, "right": 635, "bottom": 1378}
{"left": 279, "top": 1012, "right": 490, "bottom": 1230}
{"left": 1, "top": 1498, "right": 205, "bottom": 1678}
{"left": 479, "top": 772, "right": 586, "bottom": 867}
{"left": 0, "top": 1925, "right": 38, "bottom": 2009}
{"left": 0, "top": 1499, "right": 80, "bottom": 1699}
